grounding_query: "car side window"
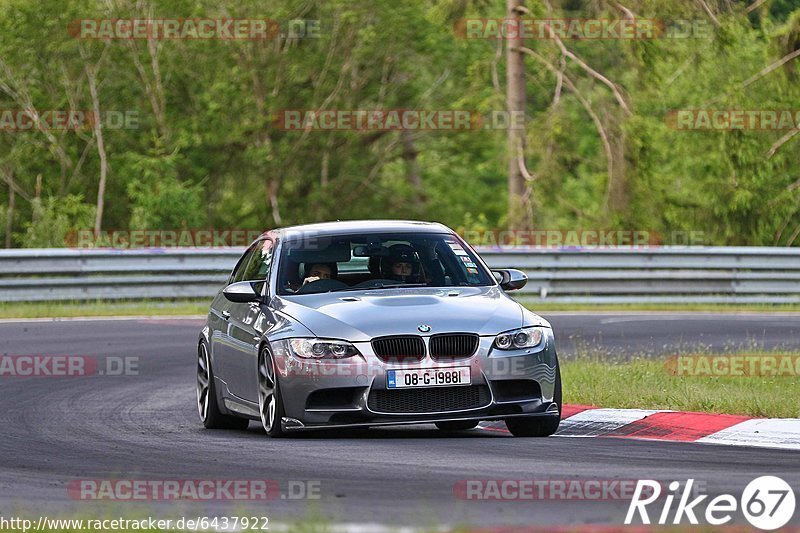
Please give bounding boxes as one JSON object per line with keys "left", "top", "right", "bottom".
{"left": 230, "top": 243, "right": 259, "bottom": 284}
{"left": 242, "top": 239, "right": 274, "bottom": 281}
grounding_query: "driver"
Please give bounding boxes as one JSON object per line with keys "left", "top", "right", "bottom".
{"left": 381, "top": 245, "right": 421, "bottom": 284}
{"left": 302, "top": 262, "right": 337, "bottom": 285}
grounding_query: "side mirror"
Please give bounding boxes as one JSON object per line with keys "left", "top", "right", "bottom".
{"left": 223, "top": 281, "right": 260, "bottom": 303}
{"left": 492, "top": 269, "right": 528, "bottom": 291}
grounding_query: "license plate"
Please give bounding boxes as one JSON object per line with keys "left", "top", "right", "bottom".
{"left": 387, "top": 367, "right": 471, "bottom": 388}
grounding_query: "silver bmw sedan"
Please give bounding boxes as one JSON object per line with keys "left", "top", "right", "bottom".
{"left": 197, "top": 220, "right": 561, "bottom": 437}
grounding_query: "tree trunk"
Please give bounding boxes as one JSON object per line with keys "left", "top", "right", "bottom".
{"left": 600, "top": 102, "right": 629, "bottom": 217}
{"left": 4, "top": 172, "right": 13, "bottom": 249}
{"left": 86, "top": 63, "right": 108, "bottom": 237}
{"left": 506, "top": 0, "right": 528, "bottom": 230}
{"left": 401, "top": 129, "right": 424, "bottom": 204}
{"left": 267, "top": 180, "right": 282, "bottom": 226}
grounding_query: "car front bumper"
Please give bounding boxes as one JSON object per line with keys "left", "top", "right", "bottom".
{"left": 270, "top": 330, "right": 560, "bottom": 430}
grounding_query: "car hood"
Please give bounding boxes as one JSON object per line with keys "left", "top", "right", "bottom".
{"left": 272, "top": 286, "right": 542, "bottom": 341}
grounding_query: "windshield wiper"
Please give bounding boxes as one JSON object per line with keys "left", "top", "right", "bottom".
{"left": 330, "top": 283, "right": 428, "bottom": 292}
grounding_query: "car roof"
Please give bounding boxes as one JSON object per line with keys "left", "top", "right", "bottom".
{"left": 264, "top": 220, "right": 454, "bottom": 240}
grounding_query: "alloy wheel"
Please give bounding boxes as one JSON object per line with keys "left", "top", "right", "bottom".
{"left": 258, "top": 349, "right": 277, "bottom": 432}
{"left": 196, "top": 344, "right": 211, "bottom": 422}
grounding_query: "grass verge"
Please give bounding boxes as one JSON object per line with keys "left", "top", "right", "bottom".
{"left": 2, "top": 299, "right": 800, "bottom": 319}
{"left": 0, "top": 299, "right": 209, "bottom": 319}
{"left": 562, "top": 353, "right": 800, "bottom": 418}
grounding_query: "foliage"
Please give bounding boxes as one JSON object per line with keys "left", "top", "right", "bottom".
{"left": 0, "top": 0, "right": 798, "bottom": 246}
{"left": 20, "top": 195, "right": 94, "bottom": 247}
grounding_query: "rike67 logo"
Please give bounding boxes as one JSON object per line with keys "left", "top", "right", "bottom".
{"left": 626, "top": 477, "right": 796, "bottom": 530}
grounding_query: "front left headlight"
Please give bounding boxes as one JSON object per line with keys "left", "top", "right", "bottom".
{"left": 287, "top": 338, "right": 360, "bottom": 360}
{"left": 494, "top": 327, "right": 544, "bottom": 350}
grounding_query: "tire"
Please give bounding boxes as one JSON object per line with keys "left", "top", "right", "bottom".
{"left": 258, "top": 346, "right": 287, "bottom": 438}
{"left": 197, "top": 342, "right": 250, "bottom": 430}
{"left": 435, "top": 420, "right": 480, "bottom": 431}
{"left": 505, "top": 363, "right": 562, "bottom": 437}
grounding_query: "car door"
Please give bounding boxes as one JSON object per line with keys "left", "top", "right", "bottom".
{"left": 211, "top": 242, "right": 258, "bottom": 391}
{"left": 225, "top": 238, "right": 278, "bottom": 402}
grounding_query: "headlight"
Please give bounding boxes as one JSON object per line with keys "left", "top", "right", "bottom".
{"left": 287, "top": 338, "right": 360, "bottom": 360}
{"left": 494, "top": 327, "right": 544, "bottom": 350}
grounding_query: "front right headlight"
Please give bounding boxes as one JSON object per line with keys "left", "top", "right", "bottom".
{"left": 493, "top": 327, "right": 544, "bottom": 350}
{"left": 286, "top": 338, "right": 360, "bottom": 360}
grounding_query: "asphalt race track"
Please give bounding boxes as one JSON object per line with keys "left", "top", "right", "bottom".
{"left": 1, "top": 313, "right": 798, "bottom": 528}
{"left": 547, "top": 312, "right": 800, "bottom": 357}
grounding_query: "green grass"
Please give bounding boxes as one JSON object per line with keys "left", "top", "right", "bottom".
{"left": 0, "top": 299, "right": 209, "bottom": 319}
{"left": 2, "top": 298, "right": 799, "bottom": 320}
{"left": 562, "top": 352, "right": 800, "bottom": 418}
{"left": 522, "top": 301, "right": 800, "bottom": 313}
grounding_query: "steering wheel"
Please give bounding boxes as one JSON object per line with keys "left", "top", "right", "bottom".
{"left": 295, "top": 278, "right": 349, "bottom": 294}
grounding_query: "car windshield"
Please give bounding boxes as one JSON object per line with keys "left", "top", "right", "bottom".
{"left": 277, "top": 232, "right": 494, "bottom": 295}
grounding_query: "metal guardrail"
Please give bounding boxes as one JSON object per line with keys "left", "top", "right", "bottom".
{"left": 1, "top": 247, "right": 799, "bottom": 303}
{"left": 494, "top": 247, "right": 800, "bottom": 304}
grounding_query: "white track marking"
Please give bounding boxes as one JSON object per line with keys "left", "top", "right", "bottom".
{"left": 555, "top": 408, "right": 663, "bottom": 436}
{"left": 697, "top": 419, "right": 800, "bottom": 450}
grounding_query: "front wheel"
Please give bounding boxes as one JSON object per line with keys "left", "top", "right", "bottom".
{"left": 197, "top": 342, "right": 249, "bottom": 430}
{"left": 505, "top": 363, "right": 562, "bottom": 437}
{"left": 258, "top": 346, "right": 287, "bottom": 438}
